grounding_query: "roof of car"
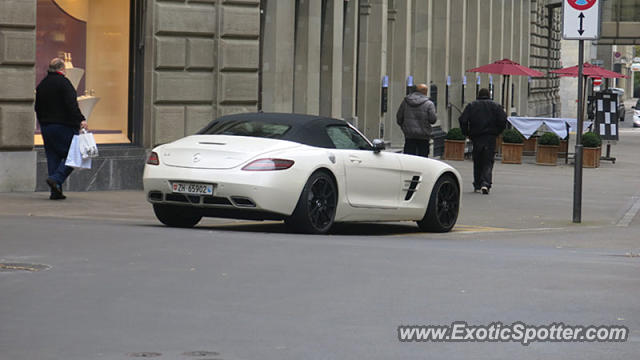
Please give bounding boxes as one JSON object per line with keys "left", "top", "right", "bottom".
{"left": 197, "top": 112, "right": 358, "bottom": 148}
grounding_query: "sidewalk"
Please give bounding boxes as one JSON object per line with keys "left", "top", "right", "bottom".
{"left": 1, "top": 130, "right": 639, "bottom": 231}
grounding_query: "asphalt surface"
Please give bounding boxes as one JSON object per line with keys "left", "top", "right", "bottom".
{"left": 1, "top": 103, "right": 639, "bottom": 359}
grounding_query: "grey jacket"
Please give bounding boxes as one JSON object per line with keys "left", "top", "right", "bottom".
{"left": 396, "top": 92, "right": 438, "bottom": 140}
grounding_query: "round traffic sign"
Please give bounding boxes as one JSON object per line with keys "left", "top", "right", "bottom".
{"left": 567, "top": 0, "right": 597, "bottom": 11}
{"left": 593, "top": 77, "right": 602, "bottom": 86}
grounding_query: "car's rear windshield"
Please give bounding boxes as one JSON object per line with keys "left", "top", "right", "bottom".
{"left": 201, "top": 120, "right": 291, "bottom": 139}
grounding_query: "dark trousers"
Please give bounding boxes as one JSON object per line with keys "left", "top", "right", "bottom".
{"left": 40, "top": 124, "right": 76, "bottom": 190}
{"left": 471, "top": 136, "right": 496, "bottom": 190}
{"left": 403, "top": 138, "right": 429, "bottom": 157}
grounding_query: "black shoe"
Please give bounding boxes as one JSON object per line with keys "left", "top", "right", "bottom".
{"left": 49, "top": 192, "right": 66, "bottom": 200}
{"left": 481, "top": 186, "right": 489, "bottom": 195}
{"left": 46, "top": 178, "right": 64, "bottom": 198}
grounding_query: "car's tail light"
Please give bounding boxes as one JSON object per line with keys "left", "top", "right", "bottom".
{"left": 242, "top": 158, "right": 294, "bottom": 171}
{"left": 147, "top": 151, "right": 159, "bottom": 165}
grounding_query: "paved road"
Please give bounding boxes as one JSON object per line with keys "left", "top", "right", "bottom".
{"left": 1, "top": 214, "right": 639, "bottom": 360}
{"left": 1, "top": 115, "right": 640, "bottom": 359}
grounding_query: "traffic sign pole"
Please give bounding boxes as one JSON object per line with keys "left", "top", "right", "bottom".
{"left": 573, "top": 40, "right": 585, "bottom": 223}
{"left": 564, "top": 0, "right": 600, "bottom": 223}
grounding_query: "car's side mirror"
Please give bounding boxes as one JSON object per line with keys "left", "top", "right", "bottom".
{"left": 372, "top": 139, "right": 386, "bottom": 153}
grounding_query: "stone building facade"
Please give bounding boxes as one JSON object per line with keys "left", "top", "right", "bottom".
{"left": 0, "top": 0, "right": 563, "bottom": 192}
{"left": 529, "top": 0, "right": 562, "bottom": 117}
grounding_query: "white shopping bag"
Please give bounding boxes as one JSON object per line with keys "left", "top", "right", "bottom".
{"left": 78, "top": 129, "right": 99, "bottom": 159}
{"left": 65, "top": 135, "right": 92, "bottom": 169}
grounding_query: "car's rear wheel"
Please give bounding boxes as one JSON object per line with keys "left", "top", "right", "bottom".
{"left": 417, "top": 174, "right": 459, "bottom": 232}
{"left": 285, "top": 171, "right": 337, "bottom": 234}
{"left": 153, "top": 204, "right": 202, "bottom": 228}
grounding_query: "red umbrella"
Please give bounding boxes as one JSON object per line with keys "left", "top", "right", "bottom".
{"left": 551, "top": 62, "right": 628, "bottom": 79}
{"left": 467, "top": 58, "right": 544, "bottom": 111}
{"left": 552, "top": 63, "right": 628, "bottom": 129}
{"left": 468, "top": 58, "right": 545, "bottom": 77}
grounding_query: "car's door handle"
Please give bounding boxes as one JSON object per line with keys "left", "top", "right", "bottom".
{"left": 349, "top": 156, "right": 362, "bottom": 164}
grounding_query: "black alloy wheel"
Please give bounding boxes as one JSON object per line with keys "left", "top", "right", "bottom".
{"left": 286, "top": 171, "right": 337, "bottom": 234}
{"left": 417, "top": 174, "right": 459, "bottom": 232}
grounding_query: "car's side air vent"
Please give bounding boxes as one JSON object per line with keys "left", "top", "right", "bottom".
{"left": 231, "top": 196, "right": 256, "bottom": 207}
{"left": 404, "top": 176, "right": 421, "bottom": 201}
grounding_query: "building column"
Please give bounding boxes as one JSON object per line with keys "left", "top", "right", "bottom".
{"left": 0, "top": 0, "right": 37, "bottom": 192}
{"left": 430, "top": 0, "right": 448, "bottom": 125}
{"left": 465, "top": 0, "right": 480, "bottom": 99}
{"left": 512, "top": 0, "right": 523, "bottom": 115}
{"left": 357, "top": 0, "right": 387, "bottom": 139}
{"left": 520, "top": 0, "right": 531, "bottom": 116}
{"left": 503, "top": 0, "right": 513, "bottom": 113}
{"left": 448, "top": 0, "right": 465, "bottom": 131}
{"left": 342, "top": 0, "right": 359, "bottom": 123}
{"left": 477, "top": 0, "right": 492, "bottom": 92}
{"left": 411, "top": 0, "right": 429, "bottom": 85}
{"left": 294, "top": 0, "right": 321, "bottom": 115}
{"left": 320, "top": 0, "right": 343, "bottom": 118}
{"left": 387, "top": 0, "right": 412, "bottom": 146}
{"left": 262, "top": 0, "right": 295, "bottom": 112}
{"left": 491, "top": 0, "right": 504, "bottom": 107}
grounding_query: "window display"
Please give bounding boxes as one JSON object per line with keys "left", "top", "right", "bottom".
{"left": 35, "top": 0, "right": 131, "bottom": 144}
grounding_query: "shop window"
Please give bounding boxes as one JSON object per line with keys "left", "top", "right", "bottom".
{"left": 35, "top": 0, "right": 131, "bottom": 144}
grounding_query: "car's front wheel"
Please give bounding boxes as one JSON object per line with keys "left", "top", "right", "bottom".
{"left": 153, "top": 204, "right": 202, "bottom": 228}
{"left": 417, "top": 174, "right": 459, "bottom": 232}
{"left": 285, "top": 171, "right": 337, "bottom": 234}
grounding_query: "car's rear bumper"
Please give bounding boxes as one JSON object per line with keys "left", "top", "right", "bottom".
{"left": 143, "top": 164, "right": 305, "bottom": 217}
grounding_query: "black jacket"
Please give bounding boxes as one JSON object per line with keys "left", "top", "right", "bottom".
{"left": 458, "top": 96, "right": 507, "bottom": 140}
{"left": 396, "top": 92, "right": 438, "bottom": 140}
{"left": 35, "top": 72, "right": 85, "bottom": 129}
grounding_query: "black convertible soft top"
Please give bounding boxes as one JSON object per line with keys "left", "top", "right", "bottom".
{"left": 197, "top": 112, "right": 363, "bottom": 148}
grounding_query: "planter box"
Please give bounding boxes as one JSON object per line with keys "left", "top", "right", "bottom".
{"left": 501, "top": 143, "right": 524, "bottom": 164}
{"left": 536, "top": 144, "right": 559, "bottom": 165}
{"left": 444, "top": 139, "right": 466, "bottom": 161}
{"left": 558, "top": 139, "right": 569, "bottom": 159}
{"left": 523, "top": 137, "right": 537, "bottom": 156}
{"left": 583, "top": 146, "right": 601, "bottom": 168}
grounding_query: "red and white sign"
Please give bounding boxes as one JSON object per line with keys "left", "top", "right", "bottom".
{"left": 567, "top": 0, "right": 597, "bottom": 11}
{"left": 563, "top": 0, "right": 601, "bottom": 40}
{"left": 592, "top": 77, "right": 602, "bottom": 86}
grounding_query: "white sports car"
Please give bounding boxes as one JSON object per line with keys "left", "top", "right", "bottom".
{"left": 143, "top": 113, "right": 462, "bottom": 234}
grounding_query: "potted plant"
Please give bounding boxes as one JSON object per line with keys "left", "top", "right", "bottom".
{"left": 443, "top": 128, "right": 466, "bottom": 161}
{"left": 501, "top": 128, "right": 524, "bottom": 164}
{"left": 536, "top": 132, "right": 560, "bottom": 166}
{"left": 582, "top": 132, "right": 602, "bottom": 168}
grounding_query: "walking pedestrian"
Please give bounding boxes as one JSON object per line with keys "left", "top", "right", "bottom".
{"left": 35, "top": 57, "right": 88, "bottom": 200}
{"left": 396, "top": 83, "right": 437, "bottom": 157}
{"left": 458, "top": 88, "right": 507, "bottom": 194}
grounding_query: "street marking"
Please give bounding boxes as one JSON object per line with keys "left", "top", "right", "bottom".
{"left": 617, "top": 196, "right": 640, "bottom": 227}
{"left": 452, "top": 225, "right": 510, "bottom": 233}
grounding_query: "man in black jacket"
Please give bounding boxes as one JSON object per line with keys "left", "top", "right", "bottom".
{"left": 458, "top": 88, "right": 507, "bottom": 194}
{"left": 396, "top": 83, "right": 438, "bottom": 157}
{"left": 35, "top": 58, "right": 87, "bottom": 200}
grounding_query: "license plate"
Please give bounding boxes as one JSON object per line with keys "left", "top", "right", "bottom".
{"left": 171, "top": 182, "right": 214, "bottom": 195}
